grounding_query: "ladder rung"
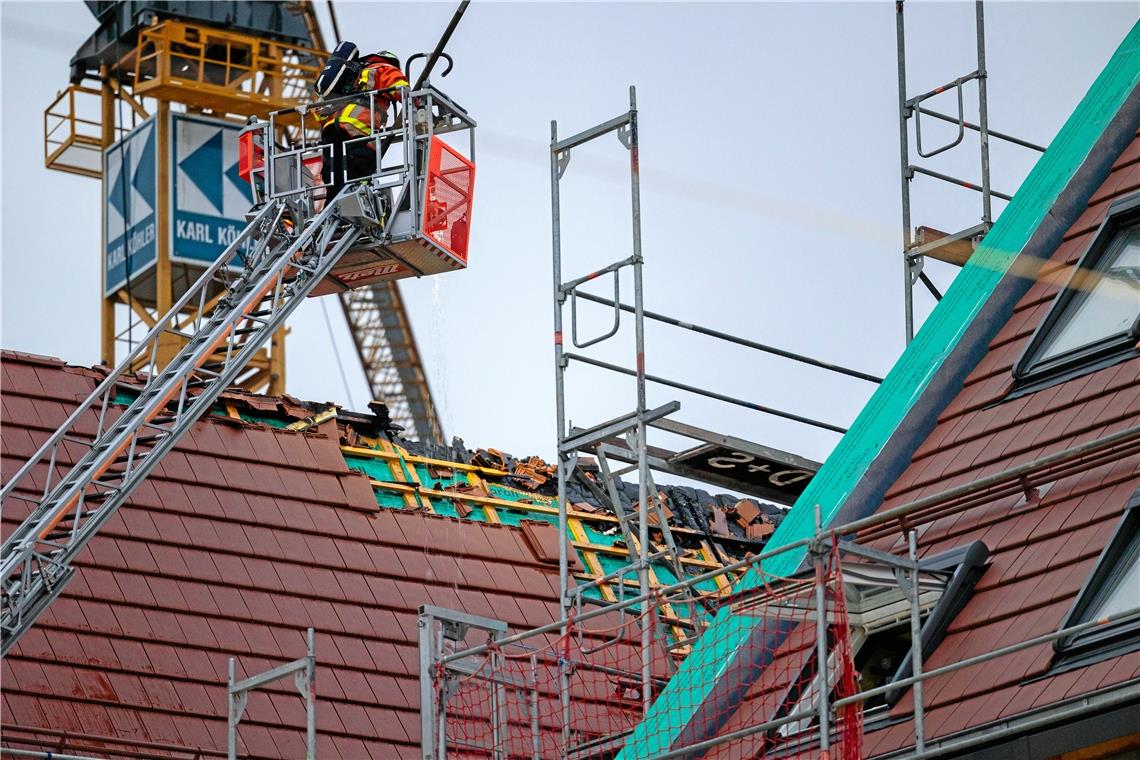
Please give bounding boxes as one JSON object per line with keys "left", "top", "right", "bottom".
{"left": 111, "top": 451, "right": 148, "bottom": 465}
{"left": 134, "top": 434, "right": 166, "bottom": 445}
{"left": 560, "top": 255, "right": 638, "bottom": 294}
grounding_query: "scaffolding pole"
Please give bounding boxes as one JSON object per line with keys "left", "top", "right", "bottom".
{"left": 227, "top": 627, "right": 316, "bottom": 760}
{"left": 895, "top": 0, "right": 1041, "bottom": 343}
{"left": 551, "top": 85, "right": 660, "bottom": 721}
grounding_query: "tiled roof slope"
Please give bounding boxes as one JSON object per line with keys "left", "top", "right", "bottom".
{"left": 0, "top": 351, "right": 569, "bottom": 758}
{"left": 862, "top": 130, "right": 1140, "bottom": 756}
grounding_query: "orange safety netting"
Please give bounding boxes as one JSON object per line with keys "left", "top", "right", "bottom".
{"left": 436, "top": 546, "right": 862, "bottom": 759}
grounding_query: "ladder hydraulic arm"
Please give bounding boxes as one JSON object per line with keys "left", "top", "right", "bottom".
{"left": 2, "top": 84, "right": 476, "bottom": 655}
{"left": 0, "top": 196, "right": 365, "bottom": 656}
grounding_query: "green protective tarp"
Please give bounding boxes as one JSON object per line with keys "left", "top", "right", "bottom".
{"left": 620, "top": 22, "right": 1140, "bottom": 758}
{"left": 344, "top": 455, "right": 395, "bottom": 482}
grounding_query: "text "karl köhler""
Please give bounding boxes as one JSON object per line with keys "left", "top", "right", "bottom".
{"left": 177, "top": 220, "right": 244, "bottom": 245}
{"left": 106, "top": 221, "right": 156, "bottom": 270}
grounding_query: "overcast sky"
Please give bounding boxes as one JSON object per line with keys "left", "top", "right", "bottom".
{"left": 1, "top": 1, "right": 1135, "bottom": 473}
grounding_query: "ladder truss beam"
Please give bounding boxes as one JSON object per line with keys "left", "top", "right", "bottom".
{"left": 0, "top": 194, "right": 371, "bottom": 655}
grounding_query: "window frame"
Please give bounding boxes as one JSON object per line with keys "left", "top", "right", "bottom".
{"left": 771, "top": 541, "right": 988, "bottom": 745}
{"left": 1011, "top": 192, "right": 1140, "bottom": 395}
{"left": 1051, "top": 488, "right": 1140, "bottom": 672}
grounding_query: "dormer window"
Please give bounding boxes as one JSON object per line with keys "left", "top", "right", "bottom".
{"left": 1052, "top": 489, "right": 1140, "bottom": 672}
{"left": 1012, "top": 193, "right": 1140, "bottom": 394}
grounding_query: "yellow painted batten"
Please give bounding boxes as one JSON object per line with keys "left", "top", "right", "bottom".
{"left": 365, "top": 479, "right": 726, "bottom": 578}
{"left": 342, "top": 443, "right": 509, "bottom": 478}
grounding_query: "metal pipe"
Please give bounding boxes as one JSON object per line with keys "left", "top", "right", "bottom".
{"left": 976, "top": 0, "right": 993, "bottom": 224}
{"left": 629, "top": 84, "right": 653, "bottom": 715}
{"left": 529, "top": 654, "right": 541, "bottom": 760}
{"left": 550, "top": 118, "right": 568, "bottom": 622}
{"left": 854, "top": 439, "right": 1140, "bottom": 543}
{"left": 904, "top": 70, "right": 981, "bottom": 107}
{"left": 572, "top": 291, "right": 883, "bottom": 383}
{"left": 833, "top": 607, "right": 1140, "bottom": 709}
{"left": 418, "top": 612, "right": 436, "bottom": 760}
{"left": 915, "top": 107, "right": 1045, "bottom": 152}
{"left": 564, "top": 352, "right": 848, "bottom": 434}
{"left": 560, "top": 255, "right": 638, "bottom": 294}
{"left": 552, "top": 112, "right": 631, "bottom": 153}
{"left": 0, "top": 751, "right": 108, "bottom": 760}
{"left": 490, "top": 649, "right": 505, "bottom": 760}
{"left": 227, "top": 656, "right": 238, "bottom": 760}
{"left": 305, "top": 627, "right": 316, "bottom": 760}
{"left": 880, "top": 681, "right": 1140, "bottom": 760}
{"left": 896, "top": 0, "right": 915, "bottom": 344}
{"left": 549, "top": 116, "right": 573, "bottom": 757}
{"left": 648, "top": 608, "right": 1140, "bottom": 760}
{"left": 908, "top": 530, "right": 926, "bottom": 753}
{"left": 813, "top": 506, "right": 831, "bottom": 754}
{"left": 840, "top": 425, "right": 1140, "bottom": 540}
{"left": 0, "top": 726, "right": 223, "bottom": 758}
{"left": 412, "top": 0, "right": 471, "bottom": 89}
{"left": 909, "top": 165, "right": 1012, "bottom": 201}
{"left": 648, "top": 704, "right": 831, "bottom": 760}
{"left": 437, "top": 625, "right": 447, "bottom": 760}
{"left": 326, "top": 0, "right": 343, "bottom": 41}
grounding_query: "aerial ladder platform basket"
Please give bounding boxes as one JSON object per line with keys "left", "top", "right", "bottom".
{"left": 241, "top": 85, "right": 474, "bottom": 295}
{"left": 0, "top": 84, "right": 475, "bottom": 655}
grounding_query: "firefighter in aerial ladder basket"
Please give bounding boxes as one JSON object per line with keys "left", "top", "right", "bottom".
{"left": 314, "top": 42, "right": 410, "bottom": 201}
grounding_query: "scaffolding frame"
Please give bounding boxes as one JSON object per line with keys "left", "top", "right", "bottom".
{"left": 896, "top": 0, "right": 1046, "bottom": 343}
{"left": 550, "top": 87, "right": 885, "bottom": 718}
{"left": 227, "top": 627, "right": 317, "bottom": 760}
{"left": 422, "top": 424, "right": 1140, "bottom": 758}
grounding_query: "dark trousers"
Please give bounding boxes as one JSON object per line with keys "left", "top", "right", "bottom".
{"left": 321, "top": 125, "right": 376, "bottom": 201}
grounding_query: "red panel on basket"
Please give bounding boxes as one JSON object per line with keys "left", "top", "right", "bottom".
{"left": 422, "top": 136, "right": 475, "bottom": 263}
{"left": 237, "top": 131, "right": 263, "bottom": 184}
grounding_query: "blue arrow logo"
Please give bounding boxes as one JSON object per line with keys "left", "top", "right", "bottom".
{"left": 225, "top": 158, "right": 253, "bottom": 204}
{"left": 108, "top": 144, "right": 130, "bottom": 223}
{"left": 179, "top": 130, "right": 224, "bottom": 214}
{"left": 132, "top": 126, "right": 156, "bottom": 212}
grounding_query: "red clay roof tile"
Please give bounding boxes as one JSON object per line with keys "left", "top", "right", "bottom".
{"left": 861, "top": 133, "right": 1140, "bottom": 756}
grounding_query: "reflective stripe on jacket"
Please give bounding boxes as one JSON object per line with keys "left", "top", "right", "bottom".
{"left": 318, "top": 62, "right": 409, "bottom": 141}
{"left": 359, "top": 62, "right": 409, "bottom": 101}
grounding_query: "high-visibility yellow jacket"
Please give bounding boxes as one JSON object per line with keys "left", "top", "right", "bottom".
{"left": 320, "top": 62, "right": 409, "bottom": 144}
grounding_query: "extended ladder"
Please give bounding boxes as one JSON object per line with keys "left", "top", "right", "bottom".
{"left": 1, "top": 83, "right": 476, "bottom": 655}
{"left": 0, "top": 196, "right": 364, "bottom": 655}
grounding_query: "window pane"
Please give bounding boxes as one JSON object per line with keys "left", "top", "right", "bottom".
{"left": 1095, "top": 541, "right": 1140, "bottom": 619}
{"left": 1037, "top": 226, "right": 1140, "bottom": 362}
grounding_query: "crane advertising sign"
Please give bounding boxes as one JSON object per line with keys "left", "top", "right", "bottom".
{"left": 103, "top": 117, "right": 158, "bottom": 296}
{"left": 170, "top": 113, "right": 254, "bottom": 267}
